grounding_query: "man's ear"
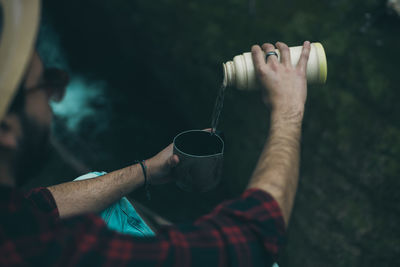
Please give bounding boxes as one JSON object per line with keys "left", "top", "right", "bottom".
{"left": 0, "top": 115, "right": 21, "bottom": 150}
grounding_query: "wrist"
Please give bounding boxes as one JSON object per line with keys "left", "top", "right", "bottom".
{"left": 143, "top": 159, "right": 153, "bottom": 185}
{"left": 136, "top": 160, "right": 152, "bottom": 200}
{"left": 271, "top": 106, "right": 305, "bottom": 125}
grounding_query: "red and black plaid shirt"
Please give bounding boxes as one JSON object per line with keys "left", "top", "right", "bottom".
{"left": 0, "top": 185, "right": 285, "bottom": 266}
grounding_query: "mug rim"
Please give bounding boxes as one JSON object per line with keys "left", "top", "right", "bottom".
{"left": 173, "top": 129, "right": 224, "bottom": 158}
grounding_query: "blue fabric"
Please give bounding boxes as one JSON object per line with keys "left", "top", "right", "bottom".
{"left": 74, "top": 172, "right": 155, "bottom": 237}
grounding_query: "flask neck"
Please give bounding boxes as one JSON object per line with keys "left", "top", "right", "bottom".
{"left": 222, "top": 61, "right": 235, "bottom": 88}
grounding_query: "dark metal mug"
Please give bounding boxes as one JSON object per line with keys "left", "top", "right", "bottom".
{"left": 173, "top": 130, "right": 224, "bottom": 192}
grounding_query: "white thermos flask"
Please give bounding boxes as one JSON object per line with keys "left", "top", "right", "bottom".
{"left": 223, "top": 42, "right": 327, "bottom": 90}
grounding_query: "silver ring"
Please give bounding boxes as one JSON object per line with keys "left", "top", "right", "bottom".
{"left": 265, "top": 51, "right": 278, "bottom": 62}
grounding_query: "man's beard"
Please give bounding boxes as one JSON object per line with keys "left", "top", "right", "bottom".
{"left": 13, "top": 112, "right": 51, "bottom": 186}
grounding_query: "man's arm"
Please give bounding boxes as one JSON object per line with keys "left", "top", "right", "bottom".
{"left": 48, "top": 144, "right": 179, "bottom": 218}
{"left": 247, "top": 41, "right": 311, "bottom": 225}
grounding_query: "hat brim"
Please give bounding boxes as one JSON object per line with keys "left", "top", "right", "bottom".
{"left": 0, "top": 0, "right": 41, "bottom": 120}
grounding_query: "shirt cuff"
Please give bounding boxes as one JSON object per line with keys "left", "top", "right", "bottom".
{"left": 24, "top": 187, "right": 60, "bottom": 220}
{"left": 241, "top": 188, "right": 286, "bottom": 257}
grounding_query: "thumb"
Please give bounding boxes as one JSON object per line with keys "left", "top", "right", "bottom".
{"left": 168, "top": 154, "right": 180, "bottom": 167}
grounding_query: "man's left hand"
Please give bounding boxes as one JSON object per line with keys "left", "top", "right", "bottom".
{"left": 146, "top": 144, "right": 179, "bottom": 185}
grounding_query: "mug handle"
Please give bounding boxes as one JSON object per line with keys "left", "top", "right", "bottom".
{"left": 0, "top": 0, "right": 41, "bottom": 120}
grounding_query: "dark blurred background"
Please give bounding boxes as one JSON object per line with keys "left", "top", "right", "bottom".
{"left": 27, "top": 0, "right": 400, "bottom": 266}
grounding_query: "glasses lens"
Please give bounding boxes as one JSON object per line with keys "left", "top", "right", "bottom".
{"left": 44, "top": 68, "right": 69, "bottom": 102}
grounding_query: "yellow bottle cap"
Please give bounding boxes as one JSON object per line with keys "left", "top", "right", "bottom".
{"left": 313, "top": 42, "right": 328, "bottom": 84}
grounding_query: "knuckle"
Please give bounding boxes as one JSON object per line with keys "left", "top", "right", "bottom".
{"left": 269, "top": 62, "right": 279, "bottom": 71}
{"left": 303, "top": 49, "right": 311, "bottom": 57}
{"left": 282, "top": 45, "right": 290, "bottom": 52}
{"left": 283, "top": 65, "right": 292, "bottom": 72}
{"left": 258, "top": 67, "right": 269, "bottom": 78}
{"left": 302, "top": 55, "right": 310, "bottom": 63}
{"left": 280, "top": 42, "right": 289, "bottom": 49}
{"left": 254, "top": 63, "right": 263, "bottom": 72}
{"left": 277, "top": 41, "right": 288, "bottom": 49}
{"left": 296, "top": 67, "right": 306, "bottom": 75}
{"left": 251, "top": 45, "right": 259, "bottom": 52}
{"left": 262, "top": 43, "right": 274, "bottom": 50}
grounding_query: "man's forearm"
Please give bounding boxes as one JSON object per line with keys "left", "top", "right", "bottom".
{"left": 247, "top": 111, "right": 303, "bottom": 226}
{"left": 48, "top": 164, "right": 145, "bottom": 219}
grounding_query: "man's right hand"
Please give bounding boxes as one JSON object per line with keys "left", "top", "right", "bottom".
{"left": 251, "top": 41, "right": 311, "bottom": 121}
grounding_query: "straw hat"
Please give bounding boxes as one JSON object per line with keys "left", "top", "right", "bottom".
{"left": 0, "top": 0, "right": 41, "bottom": 121}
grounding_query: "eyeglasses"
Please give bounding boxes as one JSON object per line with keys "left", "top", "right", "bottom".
{"left": 26, "top": 68, "right": 70, "bottom": 102}
{"left": 40, "top": 68, "right": 70, "bottom": 102}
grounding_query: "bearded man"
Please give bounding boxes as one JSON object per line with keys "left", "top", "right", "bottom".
{"left": 0, "top": 1, "right": 311, "bottom": 266}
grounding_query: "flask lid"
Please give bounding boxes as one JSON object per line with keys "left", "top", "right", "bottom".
{"left": 313, "top": 42, "right": 328, "bottom": 84}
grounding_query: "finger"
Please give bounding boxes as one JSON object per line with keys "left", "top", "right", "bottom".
{"left": 276, "top": 42, "right": 291, "bottom": 67}
{"left": 297, "top": 41, "right": 311, "bottom": 72}
{"left": 169, "top": 154, "right": 180, "bottom": 167}
{"left": 261, "top": 43, "right": 278, "bottom": 65}
{"left": 251, "top": 45, "right": 267, "bottom": 74}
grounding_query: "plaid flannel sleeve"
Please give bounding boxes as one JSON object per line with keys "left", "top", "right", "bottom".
{"left": 25, "top": 188, "right": 285, "bottom": 267}
{"left": 24, "top": 187, "right": 60, "bottom": 220}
